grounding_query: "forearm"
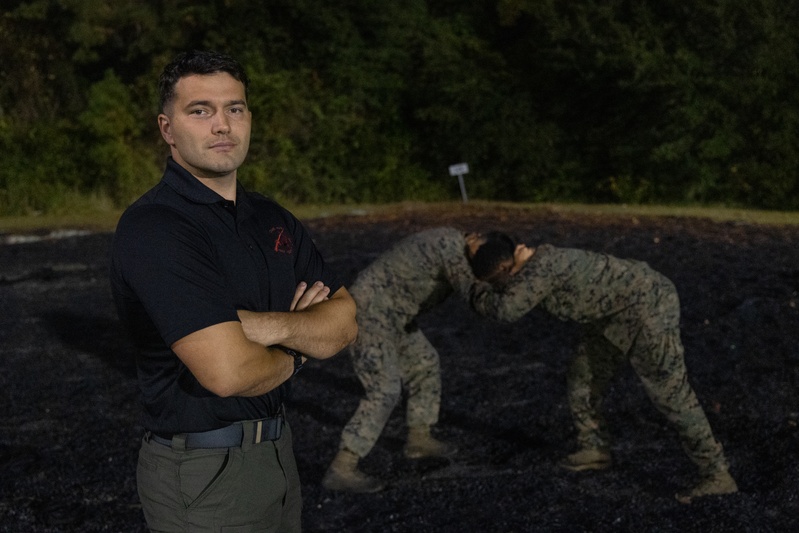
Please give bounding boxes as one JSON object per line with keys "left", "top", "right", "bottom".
{"left": 231, "top": 344, "right": 298, "bottom": 397}
{"left": 470, "top": 281, "right": 530, "bottom": 322}
{"left": 238, "top": 287, "right": 357, "bottom": 359}
{"left": 171, "top": 321, "right": 298, "bottom": 398}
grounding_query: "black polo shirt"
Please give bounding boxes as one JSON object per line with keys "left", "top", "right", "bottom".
{"left": 110, "top": 157, "right": 342, "bottom": 434}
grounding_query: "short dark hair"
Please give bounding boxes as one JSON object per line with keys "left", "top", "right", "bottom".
{"left": 158, "top": 50, "right": 250, "bottom": 113}
{"left": 468, "top": 231, "right": 515, "bottom": 280}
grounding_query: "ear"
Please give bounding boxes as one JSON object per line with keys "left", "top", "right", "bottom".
{"left": 158, "top": 114, "right": 175, "bottom": 146}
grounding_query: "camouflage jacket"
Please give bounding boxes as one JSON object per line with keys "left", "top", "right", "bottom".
{"left": 350, "top": 227, "right": 475, "bottom": 329}
{"left": 471, "top": 244, "right": 674, "bottom": 353}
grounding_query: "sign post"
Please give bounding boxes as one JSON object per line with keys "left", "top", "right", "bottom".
{"left": 448, "top": 162, "right": 470, "bottom": 203}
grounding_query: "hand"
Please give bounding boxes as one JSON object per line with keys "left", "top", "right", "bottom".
{"left": 464, "top": 232, "right": 486, "bottom": 258}
{"left": 510, "top": 244, "right": 534, "bottom": 275}
{"left": 290, "top": 281, "right": 330, "bottom": 311}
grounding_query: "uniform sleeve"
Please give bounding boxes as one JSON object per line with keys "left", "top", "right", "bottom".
{"left": 470, "top": 250, "right": 555, "bottom": 322}
{"left": 111, "top": 204, "right": 239, "bottom": 346}
{"left": 440, "top": 236, "right": 479, "bottom": 302}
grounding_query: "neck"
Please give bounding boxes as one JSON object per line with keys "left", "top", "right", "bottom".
{"left": 196, "top": 174, "right": 237, "bottom": 202}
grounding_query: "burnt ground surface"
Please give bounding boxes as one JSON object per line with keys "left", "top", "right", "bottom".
{"left": 1, "top": 203, "right": 798, "bottom": 532}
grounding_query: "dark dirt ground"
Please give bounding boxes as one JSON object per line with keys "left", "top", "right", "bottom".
{"left": 1, "top": 203, "right": 798, "bottom": 532}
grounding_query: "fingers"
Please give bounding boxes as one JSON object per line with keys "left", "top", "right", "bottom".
{"left": 290, "top": 281, "right": 330, "bottom": 311}
{"left": 511, "top": 244, "right": 533, "bottom": 274}
{"left": 513, "top": 244, "right": 526, "bottom": 264}
{"left": 302, "top": 281, "right": 330, "bottom": 307}
{"left": 289, "top": 282, "right": 307, "bottom": 311}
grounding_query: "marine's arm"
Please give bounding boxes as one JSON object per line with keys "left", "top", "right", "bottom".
{"left": 437, "top": 231, "right": 538, "bottom": 322}
{"left": 470, "top": 246, "right": 548, "bottom": 322}
{"left": 440, "top": 230, "right": 482, "bottom": 301}
{"left": 470, "top": 280, "right": 532, "bottom": 322}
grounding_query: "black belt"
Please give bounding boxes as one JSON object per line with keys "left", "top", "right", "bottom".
{"left": 148, "top": 415, "right": 283, "bottom": 449}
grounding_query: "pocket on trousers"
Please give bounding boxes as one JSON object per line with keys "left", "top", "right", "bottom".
{"left": 137, "top": 450, "right": 183, "bottom": 531}
{"left": 179, "top": 448, "right": 236, "bottom": 509}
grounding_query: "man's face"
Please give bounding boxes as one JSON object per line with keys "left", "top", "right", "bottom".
{"left": 158, "top": 72, "right": 251, "bottom": 180}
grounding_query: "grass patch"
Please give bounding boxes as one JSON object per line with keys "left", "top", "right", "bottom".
{"left": 0, "top": 210, "right": 126, "bottom": 234}
{"left": 519, "top": 202, "right": 799, "bottom": 225}
{"left": 1, "top": 201, "right": 797, "bottom": 235}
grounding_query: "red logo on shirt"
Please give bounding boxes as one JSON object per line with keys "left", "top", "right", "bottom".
{"left": 270, "top": 226, "right": 293, "bottom": 254}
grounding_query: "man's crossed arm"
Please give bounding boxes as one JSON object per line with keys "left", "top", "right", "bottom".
{"left": 171, "top": 282, "right": 357, "bottom": 398}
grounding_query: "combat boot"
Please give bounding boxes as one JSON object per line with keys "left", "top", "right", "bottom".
{"left": 675, "top": 467, "right": 738, "bottom": 504}
{"left": 403, "top": 426, "right": 457, "bottom": 459}
{"left": 322, "top": 449, "right": 385, "bottom": 493}
{"left": 558, "top": 447, "right": 612, "bottom": 472}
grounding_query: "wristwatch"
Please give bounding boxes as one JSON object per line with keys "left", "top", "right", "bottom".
{"left": 281, "top": 347, "right": 304, "bottom": 376}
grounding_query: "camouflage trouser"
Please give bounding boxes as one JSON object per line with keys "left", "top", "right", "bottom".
{"left": 566, "top": 280, "right": 729, "bottom": 475}
{"left": 339, "top": 314, "right": 441, "bottom": 458}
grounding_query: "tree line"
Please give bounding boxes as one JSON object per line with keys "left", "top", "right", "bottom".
{"left": 1, "top": 0, "right": 798, "bottom": 215}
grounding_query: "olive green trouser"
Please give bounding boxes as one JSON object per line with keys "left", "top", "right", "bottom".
{"left": 137, "top": 420, "right": 302, "bottom": 533}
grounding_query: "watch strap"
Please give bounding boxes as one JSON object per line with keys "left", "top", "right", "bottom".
{"left": 280, "top": 347, "right": 304, "bottom": 376}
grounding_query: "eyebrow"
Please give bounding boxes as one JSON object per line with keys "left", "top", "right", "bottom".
{"left": 185, "top": 99, "right": 247, "bottom": 108}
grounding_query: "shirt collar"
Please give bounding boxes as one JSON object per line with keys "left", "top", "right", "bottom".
{"left": 161, "top": 157, "right": 254, "bottom": 218}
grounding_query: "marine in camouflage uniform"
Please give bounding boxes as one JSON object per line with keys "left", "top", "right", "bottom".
{"left": 323, "top": 227, "right": 476, "bottom": 492}
{"left": 470, "top": 243, "right": 738, "bottom": 502}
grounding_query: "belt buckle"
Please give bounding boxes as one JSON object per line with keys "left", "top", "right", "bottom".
{"left": 253, "top": 414, "right": 283, "bottom": 444}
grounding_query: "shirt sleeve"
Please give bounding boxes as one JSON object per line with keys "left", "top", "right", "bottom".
{"left": 112, "top": 204, "right": 240, "bottom": 346}
{"left": 440, "top": 232, "right": 478, "bottom": 302}
{"left": 470, "top": 248, "right": 554, "bottom": 322}
{"left": 284, "top": 210, "right": 343, "bottom": 296}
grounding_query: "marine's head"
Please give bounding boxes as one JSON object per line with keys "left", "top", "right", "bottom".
{"left": 466, "top": 231, "right": 516, "bottom": 284}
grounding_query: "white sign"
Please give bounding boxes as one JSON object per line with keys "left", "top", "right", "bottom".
{"left": 448, "top": 162, "right": 470, "bottom": 203}
{"left": 448, "top": 162, "right": 469, "bottom": 176}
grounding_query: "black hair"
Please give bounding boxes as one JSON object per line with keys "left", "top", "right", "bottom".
{"left": 468, "top": 231, "right": 516, "bottom": 280}
{"left": 158, "top": 50, "right": 250, "bottom": 113}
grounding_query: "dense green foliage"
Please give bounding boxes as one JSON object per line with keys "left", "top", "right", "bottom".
{"left": 2, "top": 0, "right": 798, "bottom": 214}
